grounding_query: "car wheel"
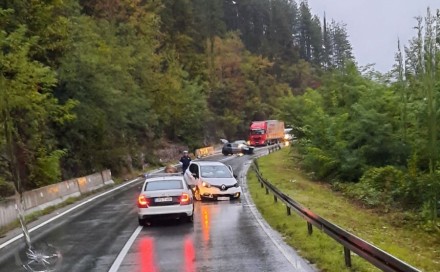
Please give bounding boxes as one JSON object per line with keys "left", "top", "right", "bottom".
{"left": 138, "top": 218, "right": 146, "bottom": 226}
{"left": 186, "top": 214, "right": 194, "bottom": 223}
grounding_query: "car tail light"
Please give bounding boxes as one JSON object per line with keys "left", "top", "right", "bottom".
{"left": 180, "top": 193, "right": 192, "bottom": 205}
{"left": 138, "top": 195, "right": 149, "bottom": 208}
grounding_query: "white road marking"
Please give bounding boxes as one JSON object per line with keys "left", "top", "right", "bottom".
{"left": 0, "top": 168, "right": 165, "bottom": 250}
{"left": 108, "top": 225, "right": 143, "bottom": 272}
{"left": 240, "top": 162, "right": 314, "bottom": 271}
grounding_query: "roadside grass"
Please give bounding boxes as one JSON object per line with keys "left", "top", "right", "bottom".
{"left": 247, "top": 148, "right": 439, "bottom": 272}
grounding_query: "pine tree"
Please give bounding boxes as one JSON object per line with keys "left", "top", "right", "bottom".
{"left": 331, "top": 20, "right": 353, "bottom": 69}
{"left": 322, "top": 13, "right": 334, "bottom": 69}
{"left": 298, "top": 1, "right": 313, "bottom": 61}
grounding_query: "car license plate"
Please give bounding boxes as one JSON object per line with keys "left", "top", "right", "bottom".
{"left": 155, "top": 197, "right": 172, "bottom": 202}
{"left": 217, "top": 196, "right": 230, "bottom": 201}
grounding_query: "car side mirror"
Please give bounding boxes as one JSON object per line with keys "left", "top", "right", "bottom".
{"left": 234, "top": 174, "right": 238, "bottom": 179}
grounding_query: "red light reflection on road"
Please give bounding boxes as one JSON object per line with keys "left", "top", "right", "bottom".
{"left": 184, "top": 237, "right": 195, "bottom": 272}
{"left": 139, "top": 237, "right": 158, "bottom": 272}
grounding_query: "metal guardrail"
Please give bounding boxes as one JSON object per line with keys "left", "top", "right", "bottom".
{"left": 252, "top": 158, "right": 421, "bottom": 272}
{"left": 267, "top": 143, "right": 282, "bottom": 153}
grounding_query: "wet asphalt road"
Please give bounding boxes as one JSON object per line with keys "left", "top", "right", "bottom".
{"left": 0, "top": 150, "right": 316, "bottom": 272}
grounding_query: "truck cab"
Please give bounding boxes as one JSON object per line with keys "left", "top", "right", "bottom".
{"left": 249, "top": 122, "right": 267, "bottom": 146}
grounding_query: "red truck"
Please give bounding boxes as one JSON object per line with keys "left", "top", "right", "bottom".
{"left": 248, "top": 120, "right": 285, "bottom": 146}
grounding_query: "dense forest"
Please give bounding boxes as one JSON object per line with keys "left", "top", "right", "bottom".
{"left": 0, "top": 1, "right": 439, "bottom": 224}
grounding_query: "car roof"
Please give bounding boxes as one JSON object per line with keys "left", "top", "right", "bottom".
{"left": 143, "top": 173, "right": 184, "bottom": 182}
{"left": 141, "top": 176, "right": 186, "bottom": 192}
{"left": 191, "top": 161, "right": 226, "bottom": 166}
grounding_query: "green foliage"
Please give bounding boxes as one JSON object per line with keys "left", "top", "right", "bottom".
{"left": 0, "top": 178, "right": 15, "bottom": 199}
{"left": 280, "top": 60, "right": 412, "bottom": 182}
{"left": 353, "top": 166, "right": 405, "bottom": 208}
{"left": 31, "top": 149, "right": 66, "bottom": 187}
{"left": 0, "top": 0, "right": 356, "bottom": 189}
{"left": 167, "top": 76, "right": 208, "bottom": 148}
{"left": 57, "top": 10, "right": 163, "bottom": 175}
{"left": 0, "top": 22, "right": 72, "bottom": 190}
{"left": 303, "top": 146, "right": 338, "bottom": 180}
{"left": 0, "top": 0, "right": 438, "bottom": 230}
{"left": 205, "top": 32, "right": 290, "bottom": 140}
{"left": 251, "top": 149, "right": 440, "bottom": 271}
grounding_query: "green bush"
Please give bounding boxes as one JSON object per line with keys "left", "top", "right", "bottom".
{"left": 31, "top": 149, "right": 66, "bottom": 188}
{"left": 0, "top": 178, "right": 15, "bottom": 198}
{"left": 302, "top": 146, "right": 339, "bottom": 180}
{"left": 360, "top": 166, "right": 404, "bottom": 191}
{"left": 344, "top": 166, "right": 405, "bottom": 208}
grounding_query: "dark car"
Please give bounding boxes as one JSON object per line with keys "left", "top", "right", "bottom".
{"left": 222, "top": 140, "right": 254, "bottom": 155}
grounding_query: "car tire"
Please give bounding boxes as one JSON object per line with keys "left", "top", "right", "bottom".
{"left": 186, "top": 214, "right": 194, "bottom": 223}
{"left": 138, "top": 218, "right": 146, "bottom": 226}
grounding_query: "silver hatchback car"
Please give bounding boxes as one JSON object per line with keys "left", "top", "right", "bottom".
{"left": 184, "top": 161, "right": 242, "bottom": 201}
{"left": 137, "top": 173, "right": 194, "bottom": 226}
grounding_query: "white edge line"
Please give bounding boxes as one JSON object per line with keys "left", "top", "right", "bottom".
{"left": 108, "top": 225, "right": 143, "bottom": 272}
{"left": 241, "top": 162, "right": 304, "bottom": 270}
{"left": 0, "top": 168, "right": 164, "bottom": 250}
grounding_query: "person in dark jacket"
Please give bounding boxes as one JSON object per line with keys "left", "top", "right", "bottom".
{"left": 179, "top": 151, "right": 191, "bottom": 174}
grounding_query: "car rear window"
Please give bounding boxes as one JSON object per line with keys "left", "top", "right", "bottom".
{"left": 144, "top": 180, "right": 183, "bottom": 191}
{"left": 200, "top": 165, "right": 233, "bottom": 178}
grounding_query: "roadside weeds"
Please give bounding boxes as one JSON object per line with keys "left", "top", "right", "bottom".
{"left": 247, "top": 148, "right": 439, "bottom": 272}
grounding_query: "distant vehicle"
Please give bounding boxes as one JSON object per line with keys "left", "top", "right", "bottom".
{"left": 284, "top": 128, "right": 294, "bottom": 141}
{"left": 137, "top": 174, "right": 194, "bottom": 226}
{"left": 248, "top": 120, "right": 285, "bottom": 146}
{"left": 184, "top": 161, "right": 242, "bottom": 201}
{"left": 222, "top": 140, "right": 254, "bottom": 155}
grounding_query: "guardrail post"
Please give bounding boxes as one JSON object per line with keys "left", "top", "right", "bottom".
{"left": 251, "top": 158, "right": 421, "bottom": 272}
{"left": 344, "top": 247, "right": 352, "bottom": 268}
{"left": 307, "top": 222, "right": 313, "bottom": 235}
{"left": 274, "top": 195, "right": 277, "bottom": 203}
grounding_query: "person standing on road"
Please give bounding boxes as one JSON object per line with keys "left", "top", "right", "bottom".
{"left": 179, "top": 151, "right": 191, "bottom": 174}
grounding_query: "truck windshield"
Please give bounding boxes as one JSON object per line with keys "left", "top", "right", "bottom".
{"left": 251, "top": 129, "right": 265, "bottom": 135}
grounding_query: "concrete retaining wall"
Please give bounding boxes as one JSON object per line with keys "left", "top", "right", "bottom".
{"left": 0, "top": 169, "right": 114, "bottom": 228}
{"left": 78, "top": 173, "right": 100, "bottom": 194}
{"left": 102, "top": 170, "right": 113, "bottom": 185}
{"left": 0, "top": 199, "right": 16, "bottom": 227}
